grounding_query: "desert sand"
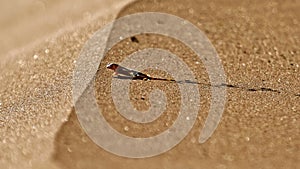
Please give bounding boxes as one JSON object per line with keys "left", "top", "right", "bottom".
{"left": 0, "top": 0, "right": 299, "bottom": 169}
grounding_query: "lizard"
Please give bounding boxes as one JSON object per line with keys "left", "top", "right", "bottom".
{"left": 106, "top": 63, "right": 175, "bottom": 81}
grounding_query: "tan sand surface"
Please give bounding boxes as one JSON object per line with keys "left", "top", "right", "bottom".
{"left": 0, "top": 0, "right": 299, "bottom": 169}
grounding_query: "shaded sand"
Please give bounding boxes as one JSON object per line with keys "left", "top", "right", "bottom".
{"left": 1, "top": 0, "right": 300, "bottom": 169}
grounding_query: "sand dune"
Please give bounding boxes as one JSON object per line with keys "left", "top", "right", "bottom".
{"left": 1, "top": 0, "right": 299, "bottom": 169}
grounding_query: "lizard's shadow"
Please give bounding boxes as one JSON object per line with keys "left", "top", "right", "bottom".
{"left": 113, "top": 75, "right": 208, "bottom": 84}
{"left": 113, "top": 76, "right": 288, "bottom": 94}
{"left": 113, "top": 75, "right": 219, "bottom": 87}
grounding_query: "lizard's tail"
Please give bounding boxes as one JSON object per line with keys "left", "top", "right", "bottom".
{"left": 148, "top": 77, "right": 175, "bottom": 82}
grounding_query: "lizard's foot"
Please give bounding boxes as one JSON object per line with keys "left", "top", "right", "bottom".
{"left": 113, "top": 72, "right": 118, "bottom": 76}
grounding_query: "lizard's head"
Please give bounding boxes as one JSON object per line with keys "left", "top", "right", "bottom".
{"left": 106, "top": 63, "right": 119, "bottom": 71}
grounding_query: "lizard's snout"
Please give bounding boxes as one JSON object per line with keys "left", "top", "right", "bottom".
{"left": 106, "top": 63, "right": 118, "bottom": 70}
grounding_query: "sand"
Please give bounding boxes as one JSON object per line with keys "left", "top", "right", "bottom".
{"left": 0, "top": 0, "right": 299, "bottom": 169}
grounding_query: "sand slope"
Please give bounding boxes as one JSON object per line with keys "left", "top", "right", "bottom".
{"left": 1, "top": 0, "right": 299, "bottom": 169}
